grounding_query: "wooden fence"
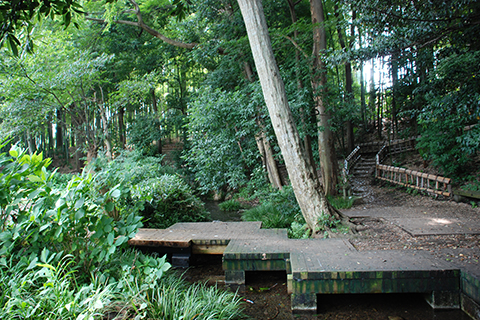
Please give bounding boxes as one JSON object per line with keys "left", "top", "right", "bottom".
{"left": 376, "top": 164, "right": 452, "bottom": 197}
{"left": 374, "top": 136, "right": 452, "bottom": 197}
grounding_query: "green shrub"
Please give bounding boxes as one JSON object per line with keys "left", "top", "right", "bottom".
{"left": 127, "top": 114, "right": 163, "bottom": 156}
{"left": 218, "top": 199, "right": 242, "bottom": 211}
{"left": 0, "top": 143, "right": 243, "bottom": 320}
{"left": 288, "top": 221, "right": 309, "bottom": 239}
{"left": 241, "top": 186, "right": 307, "bottom": 238}
{"left": 0, "top": 145, "right": 143, "bottom": 274}
{"left": 132, "top": 175, "right": 210, "bottom": 228}
{"left": 87, "top": 149, "right": 175, "bottom": 187}
{"left": 327, "top": 195, "right": 356, "bottom": 210}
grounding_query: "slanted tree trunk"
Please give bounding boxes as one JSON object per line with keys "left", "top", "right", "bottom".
{"left": 237, "top": 0, "right": 352, "bottom": 233}
{"left": 255, "top": 120, "right": 284, "bottom": 189}
{"left": 244, "top": 61, "right": 284, "bottom": 189}
{"left": 310, "top": 0, "right": 339, "bottom": 196}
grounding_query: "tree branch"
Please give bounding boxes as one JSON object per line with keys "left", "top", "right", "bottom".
{"left": 283, "top": 35, "right": 309, "bottom": 59}
{"left": 85, "top": 0, "right": 198, "bottom": 50}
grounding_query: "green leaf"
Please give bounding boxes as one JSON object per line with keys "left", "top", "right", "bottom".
{"left": 107, "top": 233, "right": 114, "bottom": 246}
{"left": 39, "top": 223, "right": 51, "bottom": 232}
{"left": 74, "top": 198, "right": 85, "bottom": 209}
{"left": 105, "top": 201, "right": 114, "bottom": 212}
{"left": 27, "top": 257, "right": 38, "bottom": 270}
{"left": 110, "top": 189, "right": 121, "bottom": 199}
{"left": 9, "top": 149, "right": 18, "bottom": 158}
{"left": 115, "top": 236, "right": 128, "bottom": 246}
{"left": 37, "top": 263, "right": 55, "bottom": 270}
{"left": 28, "top": 175, "right": 43, "bottom": 182}
{"left": 74, "top": 208, "right": 85, "bottom": 220}
{"left": 40, "top": 248, "right": 49, "bottom": 263}
{"left": 7, "top": 35, "right": 19, "bottom": 56}
{"left": 56, "top": 198, "right": 66, "bottom": 208}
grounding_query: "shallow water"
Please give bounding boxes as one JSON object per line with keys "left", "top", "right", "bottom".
{"left": 203, "top": 200, "right": 243, "bottom": 221}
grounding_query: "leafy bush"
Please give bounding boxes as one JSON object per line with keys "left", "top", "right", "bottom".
{"left": 132, "top": 175, "right": 210, "bottom": 228}
{"left": 0, "top": 143, "right": 243, "bottom": 320}
{"left": 184, "top": 86, "right": 259, "bottom": 193}
{"left": 241, "top": 186, "right": 308, "bottom": 238}
{"left": 88, "top": 149, "right": 175, "bottom": 187}
{"left": 127, "top": 114, "right": 163, "bottom": 156}
{"left": 0, "top": 145, "right": 142, "bottom": 273}
{"left": 327, "top": 195, "right": 356, "bottom": 210}
{"left": 289, "top": 221, "right": 309, "bottom": 239}
{"left": 417, "top": 50, "right": 480, "bottom": 177}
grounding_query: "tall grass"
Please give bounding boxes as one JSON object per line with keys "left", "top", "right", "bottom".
{"left": 147, "top": 274, "right": 244, "bottom": 320}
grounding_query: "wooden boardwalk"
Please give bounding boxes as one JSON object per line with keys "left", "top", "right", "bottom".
{"left": 129, "top": 221, "right": 463, "bottom": 314}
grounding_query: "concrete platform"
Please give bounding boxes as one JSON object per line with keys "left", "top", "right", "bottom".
{"left": 392, "top": 217, "right": 480, "bottom": 236}
{"left": 128, "top": 221, "right": 474, "bottom": 316}
{"left": 129, "top": 221, "right": 286, "bottom": 254}
{"left": 342, "top": 206, "right": 480, "bottom": 236}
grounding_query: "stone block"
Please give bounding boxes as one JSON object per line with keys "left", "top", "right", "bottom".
{"left": 424, "top": 291, "right": 460, "bottom": 309}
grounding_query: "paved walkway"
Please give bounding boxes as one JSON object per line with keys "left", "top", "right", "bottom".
{"left": 343, "top": 206, "right": 480, "bottom": 236}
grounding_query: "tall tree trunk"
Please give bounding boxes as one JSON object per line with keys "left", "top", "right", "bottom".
{"left": 334, "top": 5, "right": 355, "bottom": 153}
{"left": 56, "top": 108, "right": 63, "bottom": 157}
{"left": 369, "top": 59, "right": 376, "bottom": 132}
{"left": 287, "top": 0, "right": 317, "bottom": 176}
{"left": 391, "top": 51, "right": 399, "bottom": 139}
{"left": 310, "top": 0, "right": 338, "bottom": 196}
{"left": 377, "top": 57, "right": 384, "bottom": 138}
{"left": 151, "top": 88, "right": 162, "bottom": 154}
{"left": 98, "top": 87, "right": 113, "bottom": 160}
{"left": 26, "top": 129, "right": 35, "bottom": 154}
{"left": 118, "top": 107, "right": 126, "bottom": 149}
{"left": 47, "top": 118, "right": 53, "bottom": 157}
{"left": 359, "top": 32, "right": 367, "bottom": 130}
{"left": 237, "top": 0, "right": 334, "bottom": 232}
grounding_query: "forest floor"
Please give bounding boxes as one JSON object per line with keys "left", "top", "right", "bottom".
{"left": 180, "top": 182, "right": 479, "bottom": 320}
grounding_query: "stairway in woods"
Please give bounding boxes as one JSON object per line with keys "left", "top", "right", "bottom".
{"left": 161, "top": 141, "right": 183, "bottom": 165}
{"left": 350, "top": 156, "right": 376, "bottom": 199}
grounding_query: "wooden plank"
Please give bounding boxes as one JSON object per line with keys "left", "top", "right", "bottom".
{"left": 453, "top": 188, "right": 480, "bottom": 199}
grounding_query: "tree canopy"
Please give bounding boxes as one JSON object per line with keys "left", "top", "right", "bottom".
{"left": 1, "top": 0, "right": 479, "bottom": 231}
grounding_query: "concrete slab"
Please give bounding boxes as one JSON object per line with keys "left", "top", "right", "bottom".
{"left": 129, "top": 222, "right": 289, "bottom": 248}
{"left": 392, "top": 217, "right": 480, "bottom": 236}
{"left": 290, "top": 249, "right": 454, "bottom": 275}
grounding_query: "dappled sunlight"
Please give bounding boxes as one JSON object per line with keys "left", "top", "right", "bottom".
{"left": 428, "top": 218, "right": 453, "bottom": 225}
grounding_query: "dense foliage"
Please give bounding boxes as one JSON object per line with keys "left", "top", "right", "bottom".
{"left": 0, "top": 144, "right": 241, "bottom": 319}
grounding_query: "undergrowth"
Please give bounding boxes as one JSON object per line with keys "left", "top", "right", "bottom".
{"left": 0, "top": 143, "right": 243, "bottom": 320}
